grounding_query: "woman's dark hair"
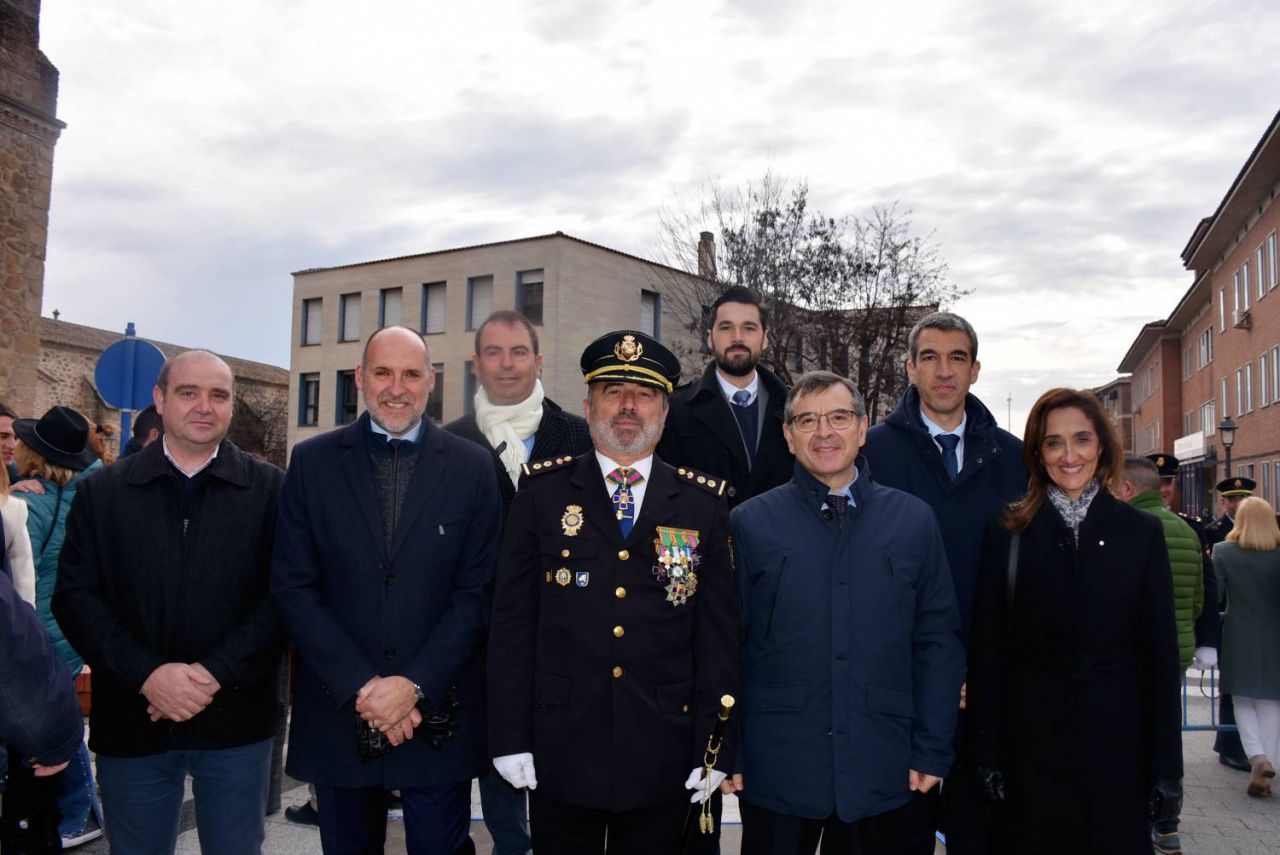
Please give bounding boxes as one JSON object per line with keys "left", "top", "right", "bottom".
{"left": 1002, "top": 387, "right": 1123, "bottom": 532}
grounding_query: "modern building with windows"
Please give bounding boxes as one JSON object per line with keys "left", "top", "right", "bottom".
{"left": 288, "top": 231, "right": 704, "bottom": 450}
{"left": 1118, "top": 108, "right": 1280, "bottom": 515}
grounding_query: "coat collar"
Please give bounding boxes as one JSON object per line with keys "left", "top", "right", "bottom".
{"left": 566, "top": 452, "right": 682, "bottom": 546}
{"left": 127, "top": 438, "right": 250, "bottom": 488}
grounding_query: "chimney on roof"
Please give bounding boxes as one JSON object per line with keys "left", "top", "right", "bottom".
{"left": 697, "top": 231, "right": 717, "bottom": 280}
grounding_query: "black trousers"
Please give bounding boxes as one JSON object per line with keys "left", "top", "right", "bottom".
{"left": 527, "top": 790, "right": 686, "bottom": 855}
{"left": 740, "top": 799, "right": 907, "bottom": 855}
{"left": 315, "top": 781, "right": 473, "bottom": 855}
{"left": 0, "top": 752, "right": 62, "bottom": 855}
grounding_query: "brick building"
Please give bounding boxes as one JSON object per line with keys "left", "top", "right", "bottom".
{"left": 0, "top": 0, "right": 63, "bottom": 418}
{"left": 1118, "top": 109, "right": 1280, "bottom": 516}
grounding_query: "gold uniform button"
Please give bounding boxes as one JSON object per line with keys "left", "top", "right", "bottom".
{"left": 618, "top": 549, "right": 630, "bottom": 560}
{"left": 561, "top": 549, "right": 570, "bottom": 558}
{"left": 615, "top": 586, "right": 627, "bottom": 599}
{"left": 613, "top": 625, "right": 625, "bottom": 637}
{"left": 612, "top": 666, "right": 623, "bottom": 678}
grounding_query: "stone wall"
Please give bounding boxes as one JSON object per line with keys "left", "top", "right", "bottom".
{"left": 0, "top": 0, "right": 61, "bottom": 418}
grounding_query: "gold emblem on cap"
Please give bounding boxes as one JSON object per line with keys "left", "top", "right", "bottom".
{"left": 1156, "top": 456, "right": 1165, "bottom": 467}
{"left": 614, "top": 334, "right": 643, "bottom": 362}
{"left": 561, "top": 505, "right": 584, "bottom": 536}
{"left": 1235, "top": 479, "right": 1243, "bottom": 488}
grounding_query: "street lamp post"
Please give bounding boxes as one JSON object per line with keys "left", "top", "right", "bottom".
{"left": 1219, "top": 415, "right": 1237, "bottom": 481}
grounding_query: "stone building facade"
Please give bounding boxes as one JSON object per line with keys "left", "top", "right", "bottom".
{"left": 36, "top": 317, "right": 290, "bottom": 466}
{"left": 0, "top": 0, "right": 62, "bottom": 419}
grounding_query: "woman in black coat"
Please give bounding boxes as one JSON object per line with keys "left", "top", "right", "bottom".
{"left": 967, "top": 388, "right": 1184, "bottom": 854}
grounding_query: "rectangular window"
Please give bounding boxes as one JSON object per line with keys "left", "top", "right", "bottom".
{"left": 336, "top": 370, "right": 358, "bottom": 424}
{"left": 421, "top": 282, "right": 446, "bottom": 334}
{"left": 301, "top": 298, "right": 322, "bottom": 346}
{"left": 466, "top": 276, "right": 494, "bottom": 331}
{"left": 1182, "top": 346, "right": 1193, "bottom": 380}
{"left": 1183, "top": 411, "right": 1194, "bottom": 436}
{"left": 1201, "top": 400, "right": 1216, "bottom": 436}
{"left": 517, "top": 269, "right": 544, "bottom": 325}
{"left": 339, "top": 293, "right": 361, "bottom": 342}
{"left": 1221, "top": 377, "right": 1229, "bottom": 423}
{"left": 464, "top": 360, "right": 477, "bottom": 415}
{"left": 1273, "top": 346, "right": 1280, "bottom": 402}
{"left": 379, "top": 287, "right": 403, "bottom": 328}
{"left": 1258, "top": 245, "right": 1268, "bottom": 300}
{"left": 1236, "top": 369, "right": 1244, "bottom": 416}
{"left": 1245, "top": 362, "right": 1255, "bottom": 412}
{"left": 1270, "top": 231, "right": 1279, "bottom": 289}
{"left": 1196, "top": 328, "right": 1213, "bottom": 369}
{"left": 1264, "top": 460, "right": 1272, "bottom": 505}
{"left": 1140, "top": 423, "right": 1157, "bottom": 455}
{"left": 298, "top": 373, "right": 319, "bottom": 427}
{"left": 1243, "top": 261, "right": 1252, "bottom": 307}
{"left": 1263, "top": 353, "right": 1272, "bottom": 407}
{"left": 427, "top": 363, "right": 444, "bottom": 423}
{"left": 640, "top": 290, "right": 661, "bottom": 338}
{"left": 1219, "top": 288, "right": 1227, "bottom": 332}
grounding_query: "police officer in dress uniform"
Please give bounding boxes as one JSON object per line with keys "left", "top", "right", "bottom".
{"left": 1208, "top": 476, "right": 1256, "bottom": 772}
{"left": 487, "top": 330, "right": 740, "bottom": 855}
{"left": 1146, "top": 454, "right": 1220, "bottom": 664}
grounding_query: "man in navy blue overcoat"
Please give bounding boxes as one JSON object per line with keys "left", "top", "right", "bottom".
{"left": 726, "top": 371, "right": 964, "bottom": 855}
{"left": 273, "top": 326, "right": 502, "bottom": 855}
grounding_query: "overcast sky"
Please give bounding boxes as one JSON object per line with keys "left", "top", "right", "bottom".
{"left": 38, "top": 0, "right": 1280, "bottom": 431}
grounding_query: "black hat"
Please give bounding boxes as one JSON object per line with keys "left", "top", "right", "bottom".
{"left": 14, "top": 406, "right": 97, "bottom": 472}
{"left": 1216, "top": 477, "right": 1256, "bottom": 497}
{"left": 580, "top": 330, "right": 680, "bottom": 393}
{"left": 1146, "top": 453, "right": 1180, "bottom": 478}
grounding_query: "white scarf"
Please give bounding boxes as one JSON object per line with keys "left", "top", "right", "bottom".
{"left": 475, "top": 379, "right": 545, "bottom": 486}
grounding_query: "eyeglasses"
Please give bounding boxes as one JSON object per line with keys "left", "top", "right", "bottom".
{"left": 788, "top": 409, "right": 857, "bottom": 432}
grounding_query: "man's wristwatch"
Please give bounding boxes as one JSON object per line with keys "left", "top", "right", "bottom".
{"left": 411, "top": 681, "right": 426, "bottom": 703}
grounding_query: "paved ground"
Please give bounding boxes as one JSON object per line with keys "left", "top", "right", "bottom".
{"left": 66, "top": 732, "right": 1276, "bottom": 853}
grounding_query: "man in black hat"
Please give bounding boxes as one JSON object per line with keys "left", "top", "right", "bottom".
{"left": 1208, "top": 476, "right": 1257, "bottom": 773}
{"left": 488, "top": 330, "right": 740, "bottom": 855}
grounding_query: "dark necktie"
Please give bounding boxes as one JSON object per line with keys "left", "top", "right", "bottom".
{"left": 937, "top": 433, "right": 960, "bottom": 480}
{"left": 731, "top": 390, "right": 758, "bottom": 462}
{"left": 607, "top": 467, "right": 644, "bottom": 537}
{"left": 826, "top": 493, "right": 849, "bottom": 517}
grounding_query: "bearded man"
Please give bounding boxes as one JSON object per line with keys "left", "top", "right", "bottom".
{"left": 487, "top": 330, "right": 740, "bottom": 855}
{"left": 658, "top": 286, "right": 793, "bottom": 509}
{"left": 272, "top": 325, "right": 502, "bottom": 855}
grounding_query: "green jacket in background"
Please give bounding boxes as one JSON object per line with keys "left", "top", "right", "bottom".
{"left": 1131, "top": 490, "right": 1204, "bottom": 667}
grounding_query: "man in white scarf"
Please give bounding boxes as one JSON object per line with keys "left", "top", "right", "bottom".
{"left": 475, "top": 378, "right": 544, "bottom": 487}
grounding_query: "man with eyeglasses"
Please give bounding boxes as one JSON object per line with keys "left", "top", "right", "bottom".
{"left": 861, "top": 311, "right": 1026, "bottom": 855}
{"left": 724, "top": 371, "right": 963, "bottom": 855}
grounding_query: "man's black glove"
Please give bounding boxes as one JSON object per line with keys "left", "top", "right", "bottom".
{"left": 973, "top": 765, "right": 1008, "bottom": 803}
{"left": 419, "top": 687, "right": 460, "bottom": 749}
{"left": 1148, "top": 778, "right": 1183, "bottom": 823}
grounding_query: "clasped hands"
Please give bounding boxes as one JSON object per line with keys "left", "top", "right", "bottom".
{"left": 715, "top": 769, "right": 940, "bottom": 797}
{"left": 356, "top": 676, "right": 422, "bottom": 747}
{"left": 142, "top": 662, "right": 221, "bottom": 722}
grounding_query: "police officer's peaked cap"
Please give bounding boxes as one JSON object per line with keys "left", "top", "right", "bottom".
{"left": 1145, "top": 453, "right": 1180, "bottom": 478}
{"left": 580, "top": 330, "right": 680, "bottom": 393}
{"left": 1216, "top": 477, "right": 1256, "bottom": 497}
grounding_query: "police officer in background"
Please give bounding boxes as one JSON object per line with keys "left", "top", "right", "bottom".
{"left": 1207, "top": 476, "right": 1256, "bottom": 772}
{"left": 488, "top": 330, "right": 740, "bottom": 854}
{"left": 1146, "top": 454, "right": 1219, "bottom": 670}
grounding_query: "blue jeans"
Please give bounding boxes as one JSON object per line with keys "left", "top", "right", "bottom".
{"left": 57, "top": 740, "right": 104, "bottom": 837}
{"left": 96, "top": 738, "right": 272, "bottom": 855}
{"left": 478, "top": 768, "right": 531, "bottom": 855}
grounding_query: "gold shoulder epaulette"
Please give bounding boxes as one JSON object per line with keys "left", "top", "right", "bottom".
{"left": 675, "top": 466, "right": 728, "bottom": 497}
{"left": 521, "top": 455, "right": 576, "bottom": 477}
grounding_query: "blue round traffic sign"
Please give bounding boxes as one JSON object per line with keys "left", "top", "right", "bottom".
{"left": 94, "top": 336, "right": 167, "bottom": 410}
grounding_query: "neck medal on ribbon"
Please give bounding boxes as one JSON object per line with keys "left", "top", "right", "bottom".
{"left": 653, "top": 526, "right": 700, "bottom": 606}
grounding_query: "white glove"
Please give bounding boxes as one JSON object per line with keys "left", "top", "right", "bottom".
{"left": 684, "top": 767, "right": 727, "bottom": 803}
{"left": 1193, "top": 647, "right": 1218, "bottom": 669}
{"left": 493, "top": 753, "right": 538, "bottom": 790}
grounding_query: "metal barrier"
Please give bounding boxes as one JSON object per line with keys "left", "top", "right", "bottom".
{"left": 1182, "top": 666, "right": 1237, "bottom": 733}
